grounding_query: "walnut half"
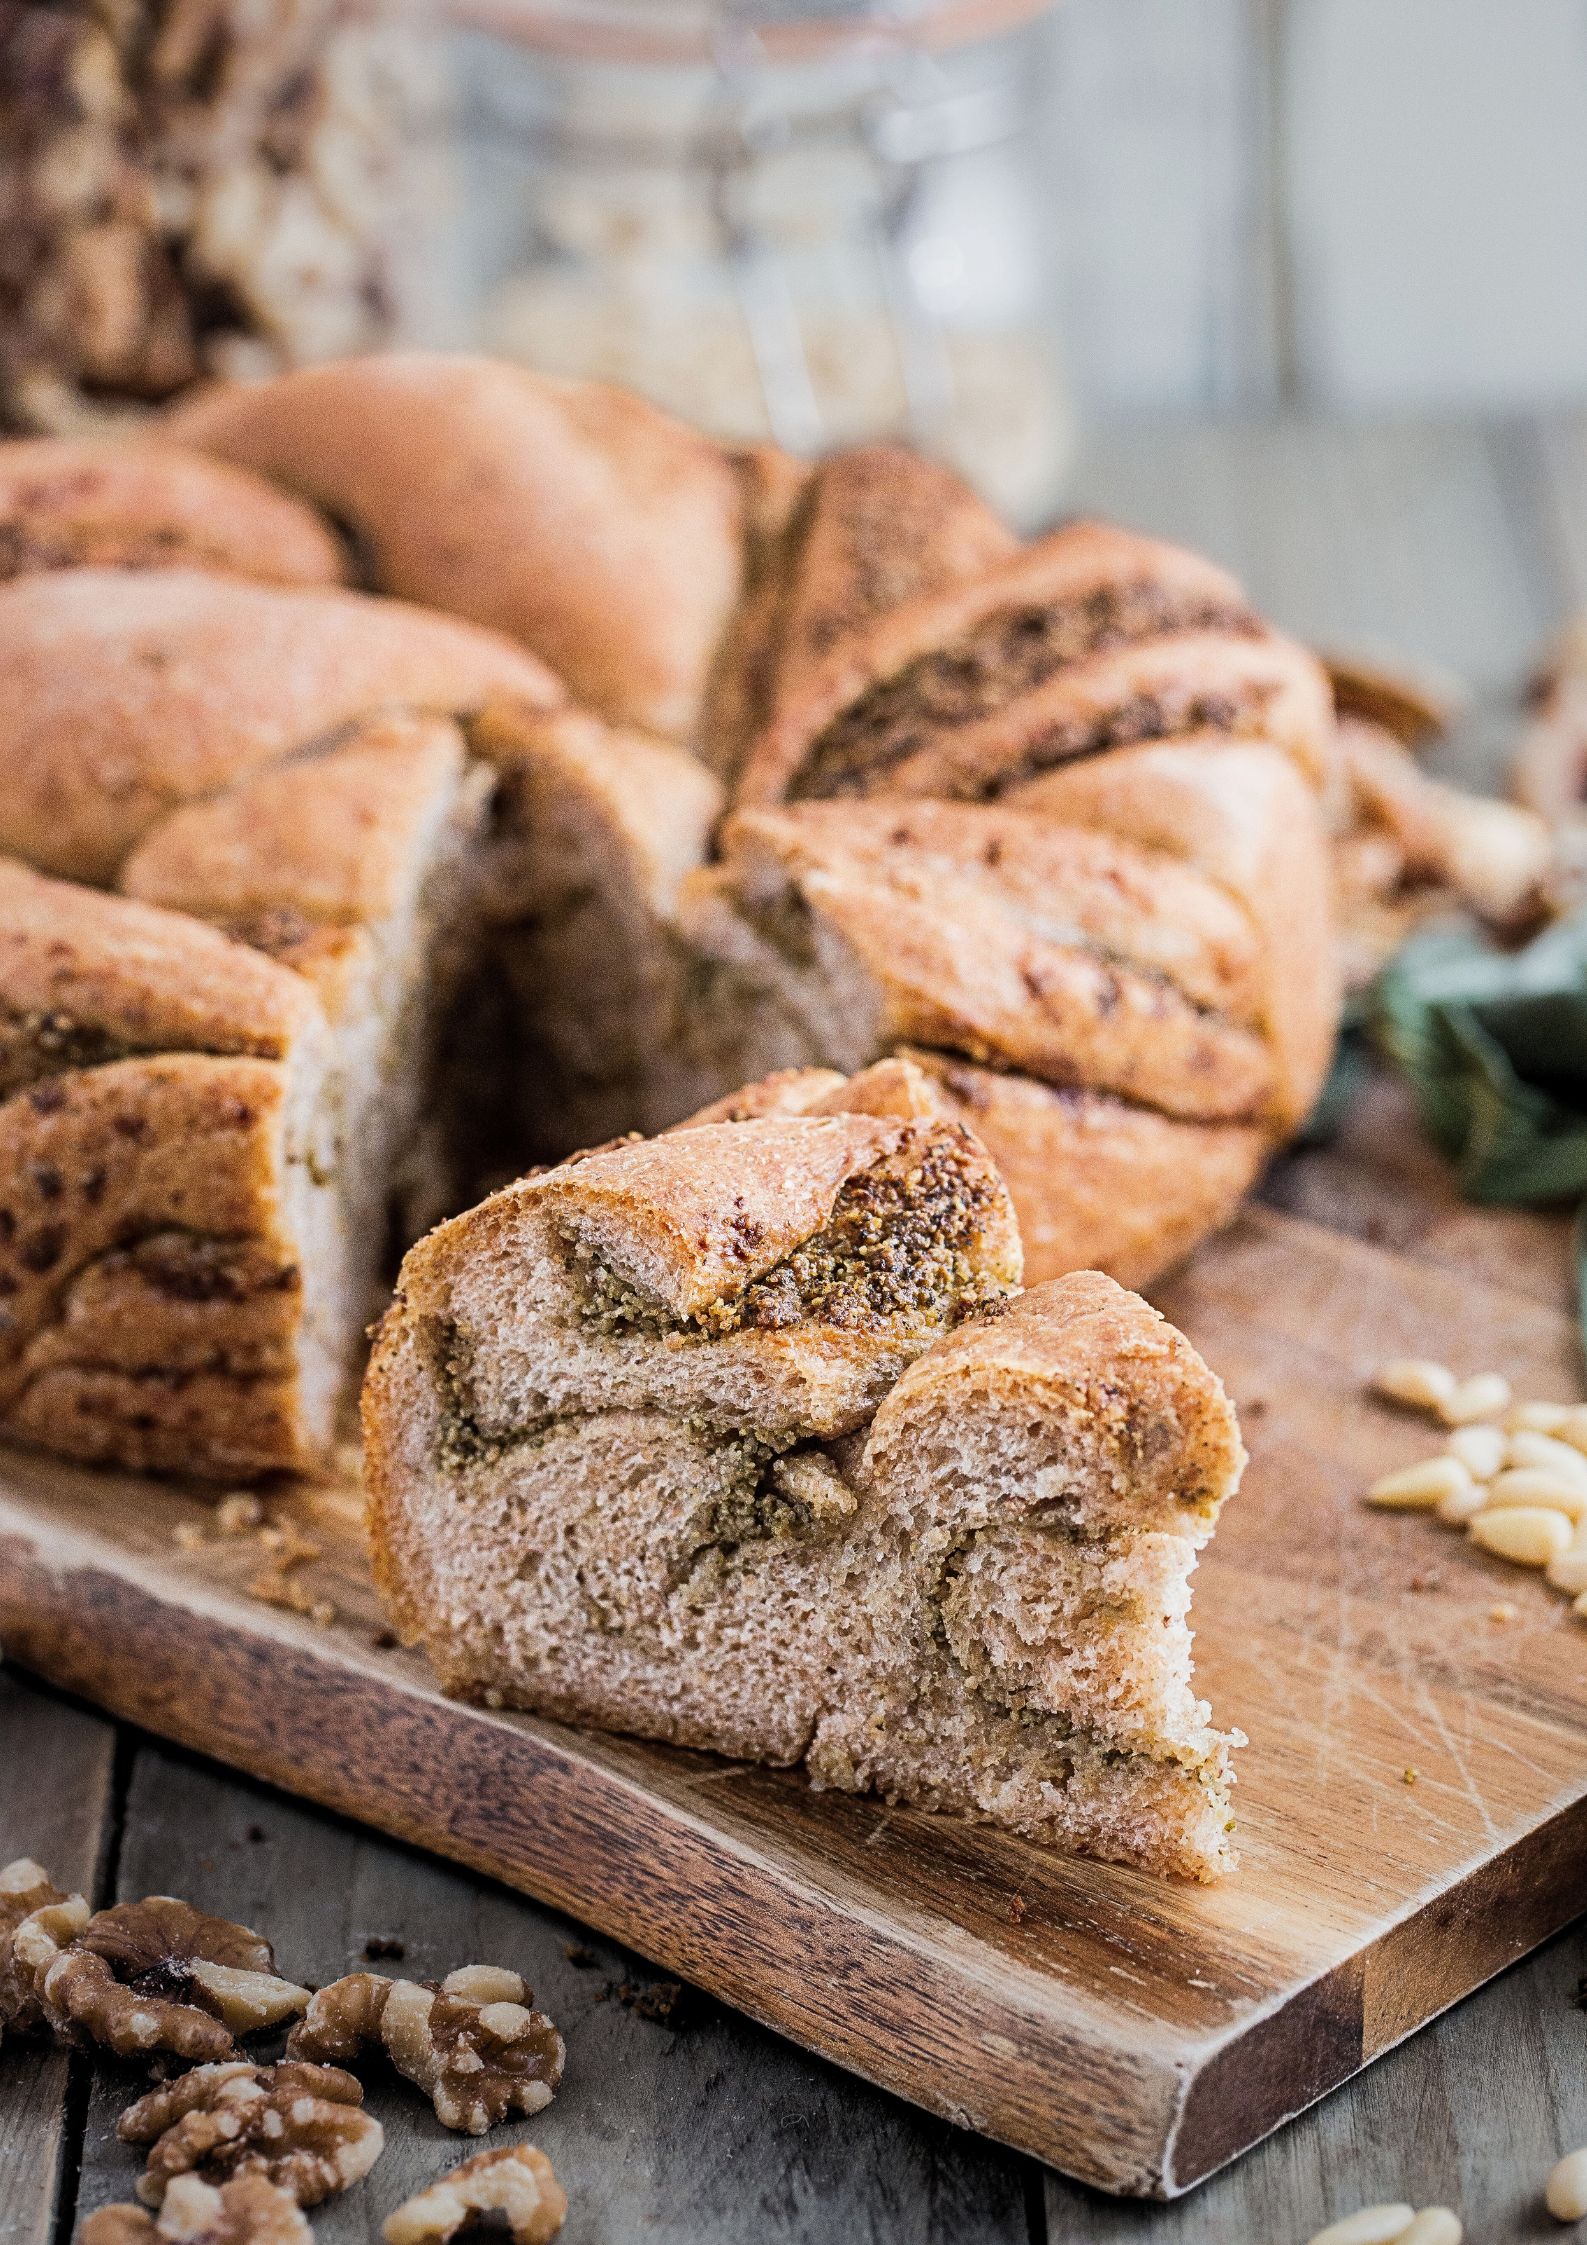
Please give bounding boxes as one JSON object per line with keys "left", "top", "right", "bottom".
{"left": 20, "top": 1895, "right": 308, "bottom": 2060}
{"left": 0, "top": 1857, "right": 85, "bottom": 2042}
{"left": 118, "top": 2060, "right": 383, "bottom": 2208}
{"left": 288, "top": 1966, "right": 565, "bottom": 2134}
{"left": 82, "top": 2174, "right": 312, "bottom": 2245}
{"left": 382, "top": 2146, "right": 566, "bottom": 2245}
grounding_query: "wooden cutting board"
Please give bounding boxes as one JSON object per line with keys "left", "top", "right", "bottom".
{"left": 4, "top": 1193, "right": 1587, "bottom": 2201}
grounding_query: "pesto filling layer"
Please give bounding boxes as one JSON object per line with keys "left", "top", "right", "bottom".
{"left": 793, "top": 585, "right": 1257, "bottom": 799}
{"left": 571, "top": 1134, "right": 1008, "bottom": 1343}
{"left": 0, "top": 1007, "right": 135, "bottom": 1102}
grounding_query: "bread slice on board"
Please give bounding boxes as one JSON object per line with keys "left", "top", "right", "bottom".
{"left": 364, "top": 1111, "right": 1244, "bottom": 1880}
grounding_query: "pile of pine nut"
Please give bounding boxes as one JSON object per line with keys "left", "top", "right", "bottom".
{"left": 1365, "top": 1359, "right": 1587, "bottom": 1613}
{"left": 1306, "top": 2147, "right": 1587, "bottom": 2241}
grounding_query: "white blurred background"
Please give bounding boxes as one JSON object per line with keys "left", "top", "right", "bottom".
{"left": 1038, "top": 0, "right": 1587, "bottom": 415}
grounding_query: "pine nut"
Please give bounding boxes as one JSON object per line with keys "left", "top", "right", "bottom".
{"left": 1470, "top": 1507, "right": 1575, "bottom": 1565}
{"left": 1507, "top": 1400, "right": 1572, "bottom": 1434}
{"left": 1373, "top": 1360, "right": 1457, "bottom": 1412}
{"left": 1436, "top": 1480, "right": 1490, "bottom": 1525}
{"left": 1447, "top": 1424, "right": 1506, "bottom": 1479}
{"left": 1399, "top": 2214, "right": 1462, "bottom": 2245}
{"left": 1555, "top": 1407, "right": 1587, "bottom": 1457}
{"left": 1546, "top": 2147, "right": 1587, "bottom": 2220}
{"left": 1367, "top": 1458, "right": 1473, "bottom": 1510}
{"left": 1547, "top": 1549, "right": 1587, "bottom": 1595}
{"left": 1483, "top": 1470, "right": 1587, "bottom": 1521}
{"left": 1441, "top": 1373, "right": 1513, "bottom": 1425}
{"left": 1507, "top": 1432, "right": 1587, "bottom": 1491}
{"left": 1575, "top": 1591, "right": 1587, "bottom": 1623}
{"left": 1306, "top": 2208, "right": 1416, "bottom": 2245}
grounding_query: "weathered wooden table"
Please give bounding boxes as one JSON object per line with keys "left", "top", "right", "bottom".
{"left": 8, "top": 413, "right": 1587, "bottom": 2245}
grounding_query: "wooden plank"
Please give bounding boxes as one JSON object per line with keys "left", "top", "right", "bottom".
{"left": 1045, "top": 1915, "right": 1587, "bottom": 2242}
{"left": 1263, "top": 1065, "right": 1579, "bottom": 1320}
{"left": 7, "top": 1203, "right": 1587, "bottom": 2198}
{"left": 67, "top": 1741, "right": 1032, "bottom": 2245}
{"left": 0, "top": 1670, "right": 118, "bottom": 2245}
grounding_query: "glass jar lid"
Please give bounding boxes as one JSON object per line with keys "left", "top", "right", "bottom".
{"left": 449, "top": 0, "right": 1052, "bottom": 64}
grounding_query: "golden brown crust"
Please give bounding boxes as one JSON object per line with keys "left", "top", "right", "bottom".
{"left": 470, "top": 700, "right": 721, "bottom": 919}
{"left": 704, "top": 444, "right": 1015, "bottom": 781}
{"left": 0, "top": 1054, "right": 320, "bottom": 1475}
{"left": 788, "top": 627, "right": 1334, "bottom": 807}
{"left": 676, "top": 1066, "right": 850, "bottom": 1129}
{"left": 903, "top": 1051, "right": 1268, "bottom": 1290}
{"left": 169, "top": 355, "right": 746, "bottom": 740}
{"left": 121, "top": 714, "right": 471, "bottom": 929}
{"left": 21, "top": 1234, "right": 305, "bottom": 1380}
{"left": 773, "top": 447, "right": 1016, "bottom": 699}
{"left": 785, "top": 1055, "right": 945, "bottom": 1124}
{"left": 9, "top": 1364, "right": 310, "bottom": 1479}
{"left": 733, "top": 518, "right": 1298, "bottom": 805}
{"left": 0, "top": 861, "right": 345, "bottom": 1476}
{"left": 0, "top": 858, "right": 321, "bottom": 1082}
{"left": 733, "top": 795, "right": 1268, "bottom": 1020}
{"left": 698, "top": 800, "right": 1278, "bottom": 1123}
{"left": 0, "top": 439, "right": 346, "bottom": 588}
{"left": 678, "top": 1050, "right": 1268, "bottom": 1291}
{"left": 1006, "top": 737, "right": 1340, "bottom": 1131}
{"left": 0, "top": 568, "right": 557, "bottom": 885}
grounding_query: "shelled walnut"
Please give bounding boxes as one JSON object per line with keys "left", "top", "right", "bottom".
{"left": 82, "top": 2173, "right": 312, "bottom": 2245}
{"left": 382, "top": 2145, "right": 566, "bottom": 2245}
{"left": 17, "top": 1895, "right": 307, "bottom": 2060}
{"left": 0, "top": 1856, "right": 83, "bottom": 2042}
{"left": 289, "top": 1966, "right": 565, "bottom": 2133}
{"left": 119, "top": 2060, "right": 383, "bottom": 2208}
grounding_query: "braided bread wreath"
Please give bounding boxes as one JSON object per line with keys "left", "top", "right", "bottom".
{"left": 0, "top": 358, "right": 1340, "bottom": 1872}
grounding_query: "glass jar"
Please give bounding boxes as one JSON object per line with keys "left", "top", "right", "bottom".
{"left": 0, "top": 0, "right": 446, "bottom": 433}
{"left": 454, "top": 0, "right": 1071, "bottom": 526}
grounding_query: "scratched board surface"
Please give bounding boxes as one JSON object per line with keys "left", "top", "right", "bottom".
{"left": 4, "top": 1197, "right": 1586, "bottom": 2198}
